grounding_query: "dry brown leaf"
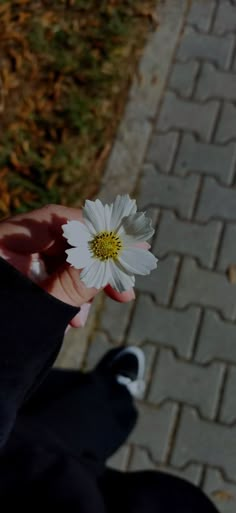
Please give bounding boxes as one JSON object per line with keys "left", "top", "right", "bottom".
{"left": 10, "top": 151, "right": 21, "bottom": 169}
{"left": 12, "top": 197, "right": 21, "bottom": 209}
{"left": 212, "top": 490, "right": 234, "bottom": 501}
{"left": 228, "top": 265, "right": 236, "bottom": 284}
{"left": 0, "top": 199, "right": 10, "bottom": 215}
{"left": 21, "top": 140, "right": 30, "bottom": 153}
{"left": 8, "top": 49, "right": 23, "bottom": 71}
{"left": 135, "top": 5, "right": 159, "bottom": 25}
{"left": 46, "top": 172, "right": 58, "bottom": 190}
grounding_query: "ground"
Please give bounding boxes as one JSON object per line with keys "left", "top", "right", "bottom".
{"left": 58, "top": 1, "right": 236, "bottom": 512}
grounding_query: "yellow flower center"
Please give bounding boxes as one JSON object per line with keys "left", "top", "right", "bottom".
{"left": 90, "top": 231, "right": 123, "bottom": 261}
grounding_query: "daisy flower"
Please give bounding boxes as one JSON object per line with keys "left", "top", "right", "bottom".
{"left": 62, "top": 195, "right": 157, "bottom": 292}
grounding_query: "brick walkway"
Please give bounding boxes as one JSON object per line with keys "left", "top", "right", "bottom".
{"left": 60, "top": 1, "right": 236, "bottom": 511}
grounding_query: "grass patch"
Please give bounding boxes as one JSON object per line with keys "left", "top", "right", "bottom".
{"left": 0, "top": 0, "right": 157, "bottom": 218}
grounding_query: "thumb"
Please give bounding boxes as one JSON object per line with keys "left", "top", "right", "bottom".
{"left": 41, "top": 263, "right": 99, "bottom": 308}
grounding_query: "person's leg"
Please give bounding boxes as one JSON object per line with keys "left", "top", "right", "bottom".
{"left": 20, "top": 365, "right": 137, "bottom": 464}
{"left": 100, "top": 469, "right": 219, "bottom": 513}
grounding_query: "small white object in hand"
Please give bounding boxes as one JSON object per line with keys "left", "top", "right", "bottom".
{"left": 62, "top": 195, "right": 157, "bottom": 292}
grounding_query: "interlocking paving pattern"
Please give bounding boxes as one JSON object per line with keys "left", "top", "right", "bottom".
{"left": 83, "top": 2, "right": 236, "bottom": 511}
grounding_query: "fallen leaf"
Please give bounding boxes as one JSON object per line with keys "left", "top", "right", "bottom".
{"left": 212, "top": 490, "right": 234, "bottom": 501}
{"left": 228, "top": 265, "right": 236, "bottom": 284}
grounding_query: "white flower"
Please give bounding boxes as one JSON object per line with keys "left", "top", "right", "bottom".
{"left": 62, "top": 195, "right": 157, "bottom": 292}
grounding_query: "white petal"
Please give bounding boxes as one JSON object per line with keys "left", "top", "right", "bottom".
{"left": 83, "top": 199, "right": 106, "bottom": 234}
{"left": 118, "top": 247, "right": 157, "bottom": 275}
{"left": 110, "top": 195, "right": 137, "bottom": 231}
{"left": 62, "top": 220, "right": 91, "bottom": 247}
{"left": 80, "top": 260, "right": 111, "bottom": 289}
{"left": 118, "top": 212, "right": 154, "bottom": 242}
{"left": 65, "top": 245, "right": 93, "bottom": 269}
{"left": 109, "top": 260, "right": 135, "bottom": 293}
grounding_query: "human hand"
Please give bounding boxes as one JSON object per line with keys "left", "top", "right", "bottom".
{"left": 0, "top": 204, "right": 135, "bottom": 327}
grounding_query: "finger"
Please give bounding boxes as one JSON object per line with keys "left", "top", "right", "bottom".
{"left": 69, "top": 302, "right": 92, "bottom": 327}
{"left": 104, "top": 284, "right": 135, "bottom": 302}
{"left": 0, "top": 204, "right": 83, "bottom": 255}
{"left": 41, "top": 263, "right": 100, "bottom": 308}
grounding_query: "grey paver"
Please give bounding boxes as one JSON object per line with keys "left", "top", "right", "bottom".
{"left": 215, "top": 103, "right": 236, "bottom": 144}
{"left": 187, "top": 0, "right": 216, "bottom": 33}
{"left": 84, "top": 332, "right": 117, "bottom": 371}
{"left": 217, "top": 223, "right": 236, "bottom": 272}
{"left": 171, "top": 407, "right": 236, "bottom": 482}
{"left": 174, "top": 134, "right": 236, "bottom": 185}
{"left": 137, "top": 344, "right": 157, "bottom": 400}
{"left": 99, "top": 296, "right": 133, "bottom": 343}
{"left": 137, "top": 164, "right": 199, "bottom": 218}
{"left": 177, "top": 27, "right": 234, "bottom": 70}
{"left": 214, "top": 0, "right": 236, "bottom": 35}
{"left": 135, "top": 255, "right": 179, "bottom": 306}
{"left": 130, "top": 402, "right": 178, "bottom": 463}
{"left": 220, "top": 366, "right": 236, "bottom": 424}
{"left": 196, "top": 63, "right": 236, "bottom": 102}
{"left": 145, "top": 132, "right": 179, "bottom": 172}
{"left": 156, "top": 92, "right": 219, "bottom": 142}
{"left": 108, "top": 446, "right": 131, "bottom": 471}
{"left": 149, "top": 348, "right": 224, "bottom": 419}
{"left": 174, "top": 258, "right": 236, "bottom": 320}
{"left": 196, "top": 178, "right": 236, "bottom": 222}
{"left": 154, "top": 211, "right": 222, "bottom": 268}
{"left": 100, "top": 0, "right": 187, "bottom": 200}
{"left": 129, "top": 446, "right": 202, "bottom": 485}
{"left": 204, "top": 468, "right": 236, "bottom": 513}
{"left": 195, "top": 310, "right": 236, "bottom": 364}
{"left": 169, "top": 61, "right": 199, "bottom": 98}
{"left": 128, "top": 294, "right": 200, "bottom": 359}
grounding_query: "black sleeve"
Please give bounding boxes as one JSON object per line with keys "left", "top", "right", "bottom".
{"left": 0, "top": 257, "right": 79, "bottom": 450}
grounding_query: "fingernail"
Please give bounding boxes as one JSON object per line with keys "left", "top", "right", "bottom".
{"left": 78, "top": 302, "right": 92, "bottom": 326}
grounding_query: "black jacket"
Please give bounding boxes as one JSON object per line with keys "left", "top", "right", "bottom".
{"left": 0, "top": 256, "right": 107, "bottom": 511}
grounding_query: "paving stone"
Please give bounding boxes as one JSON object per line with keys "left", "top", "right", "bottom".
{"left": 157, "top": 92, "right": 219, "bottom": 142}
{"left": 149, "top": 348, "right": 224, "bottom": 419}
{"left": 135, "top": 255, "right": 179, "bottom": 306}
{"left": 128, "top": 294, "right": 200, "bottom": 359}
{"left": 177, "top": 27, "right": 234, "bottom": 70}
{"left": 196, "top": 63, "right": 236, "bottom": 102}
{"left": 174, "top": 258, "right": 236, "bottom": 320}
{"left": 99, "top": 296, "right": 133, "bottom": 343}
{"left": 169, "top": 61, "right": 199, "bottom": 98}
{"left": 130, "top": 402, "right": 178, "bottom": 463}
{"left": 204, "top": 468, "right": 236, "bottom": 513}
{"left": 129, "top": 446, "right": 202, "bottom": 485}
{"left": 215, "top": 102, "right": 236, "bottom": 144}
{"left": 108, "top": 446, "right": 131, "bottom": 471}
{"left": 187, "top": 0, "right": 216, "bottom": 33}
{"left": 219, "top": 366, "right": 236, "bottom": 424}
{"left": 171, "top": 407, "right": 236, "bottom": 482}
{"left": 145, "top": 132, "right": 179, "bottom": 172}
{"left": 195, "top": 310, "right": 236, "bottom": 364}
{"left": 196, "top": 178, "right": 236, "bottom": 222}
{"left": 214, "top": 0, "right": 236, "bottom": 35}
{"left": 137, "top": 164, "right": 199, "bottom": 218}
{"left": 218, "top": 224, "right": 236, "bottom": 268}
{"left": 154, "top": 211, "right": 222, "bottom": 268}
{"left": 57, "top": 325, "right": 92, "bottom": 369}
{"left": 217, "top": 223, "right": 236, "bottom": 272}
{"left": 84, "top": 332, "right": 118, "bottom": 371}
{"left": 136, "top": 344, "right": 157, "bottom": 400}
{"left": 174, "top": 134, "right": 236, "bottom": 185}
